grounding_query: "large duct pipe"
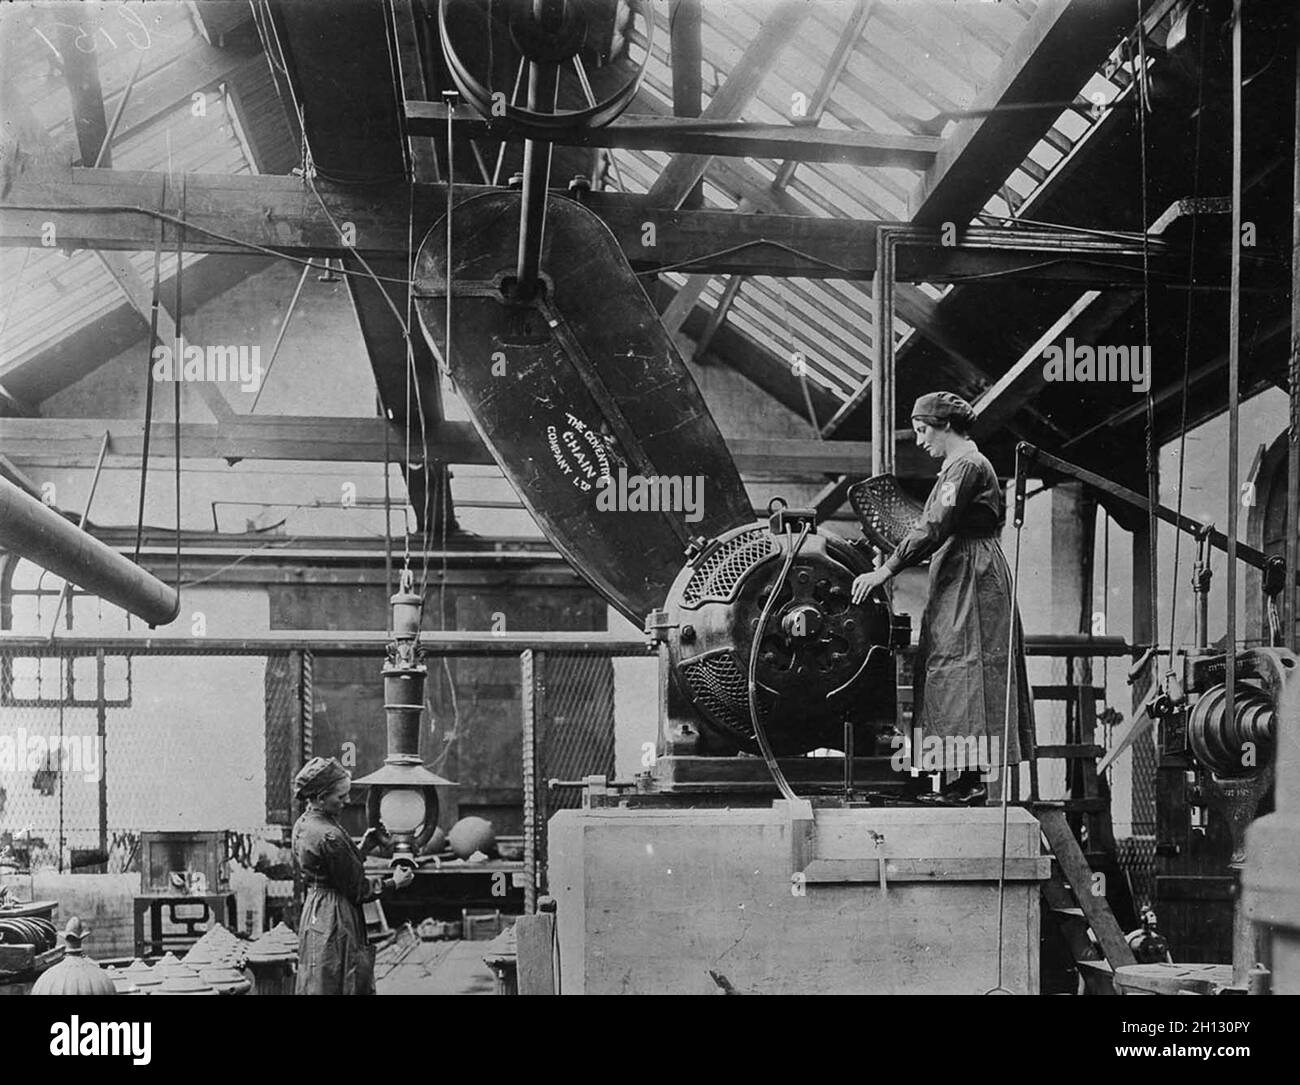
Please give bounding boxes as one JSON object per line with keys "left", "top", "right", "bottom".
{"left": 0, "top": 475, "right": 180, "bottom": 627}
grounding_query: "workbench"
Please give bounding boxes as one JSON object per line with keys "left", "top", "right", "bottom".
{"left": 133, "top": 892, "right": 237, "bottom": 959}
{"left": 364, "top": 857, "right": 526, "bottom": 922}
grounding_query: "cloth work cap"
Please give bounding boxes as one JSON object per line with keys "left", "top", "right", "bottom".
{"left": 295, "top": 756, "right": 349, "bottom": 800}
{"left": 911, "top": 391, "right": 975, "bottom": 425}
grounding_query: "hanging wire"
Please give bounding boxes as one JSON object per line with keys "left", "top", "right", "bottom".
{"left": 173, "top": 174, "right": 185, "bottom": 594}
{"left": 300, "top": 159, "right": 434, "bottom": 591}
{"left": 1134, "top": 11, "right": 1159, "bottom": 653}
{"left": 777, "top": 290, "right": 823, "bottom": 439}
{"left": 492, "top": 58, "right": 528, "bottom": 186}
{"left": 1168, "top": 12, "right": 1209, "bottom": 660}
{"left": 747, "top": 522, "right": 812, "bottom": 805}
{"left": 133, "top": 186, "right": 166, "bottom": 565}
{"left": 1128, "top": 14, "right": 1159, "bottom": 662}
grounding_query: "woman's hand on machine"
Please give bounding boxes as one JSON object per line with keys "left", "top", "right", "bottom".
{"left": 360, "top": 825, "right": 394, "bottom": 855}
{"left": 391, "top": 865, "right": 415, "bottom": 890}
{"left": 851, "top": 568, "right": 891, "bottom": 604}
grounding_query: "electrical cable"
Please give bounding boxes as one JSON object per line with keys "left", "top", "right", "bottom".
{"left": 746, "top": 522, "right": 811, "bottom": 805}
{"left": 178, "top": 537, "right": 300, "bottom": 588}
{"left": 300, "top": 160, "right": 435, "bottom": 615}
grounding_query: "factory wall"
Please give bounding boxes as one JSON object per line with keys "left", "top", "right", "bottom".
{"left": 38, "top": 260, "right": 395, "bottom": 543}
{"left": 0, "top": 585, "right": 271, "bottom": 856}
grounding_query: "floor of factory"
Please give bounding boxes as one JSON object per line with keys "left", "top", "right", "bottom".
{"left": 375, "top": 938, "right": 497, "bottom": 996}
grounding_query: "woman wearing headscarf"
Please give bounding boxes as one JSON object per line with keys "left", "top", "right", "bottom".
{"left": 292, "top": 756, "right": 414, "bottom": 995}
{"left": 851, "top": 391, "right": 1035, "bottom": 803}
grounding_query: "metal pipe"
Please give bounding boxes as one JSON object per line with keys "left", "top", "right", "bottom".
{"left": 871, "top": 230, "right": 895, "bottom": 476}
{"left": 1226, "top": 0, "right": 1243, "bottom": 834}
{"left": 0, "top": 475, "right": 181, "bottom": 627}
{"left": 515, "top": 62, "right": 559, "bottom": 299}
{"left": 1193, "top": 551, "right": 1212, "bottom": 652}
{"left": 46, "top": 431, "right": 111, "bottom": 641}
{"left": 514, "top": 0, "right": 562, "bottom": 300}
{"left": 94, "top": 47, "right": 146, "bottom": 169}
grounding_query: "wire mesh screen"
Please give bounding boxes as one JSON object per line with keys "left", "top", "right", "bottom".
{"left": 0, "top": 643, "right": 306, "bottom": 874}
{"left": 522, "top": 649, "right": 627, "bottom": 907}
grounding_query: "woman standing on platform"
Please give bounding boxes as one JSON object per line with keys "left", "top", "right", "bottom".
{"left": 292, "top": 757, "right": 414, "bottom": 994}
{"left": 851, "top": 392, "right": 1035, "bottom": 804}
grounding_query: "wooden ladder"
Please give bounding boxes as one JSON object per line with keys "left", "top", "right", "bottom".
{"left": 1035, "top": 806, "right": 1136, "bottom": 994}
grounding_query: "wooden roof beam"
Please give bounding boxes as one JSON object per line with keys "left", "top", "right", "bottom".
{"left": 403, "top": 107, "right": 942, "bottom": 169}
{"left": 773, "top": 0, "right": 875, "bottom": 190}
{"left": 55, "top": 14, "right": 111, "bottom": 168}
{"left": 1, "top": 166, "right": 1191, "bottom": 285}
{"left": 908, "top": 0, "right": 1141, "bottom": 227}
{"left": 0, "top": 415, "right": 934, "bottom": 477}
{"left": 646, "top": 0, "right": 810, "bottom": 209}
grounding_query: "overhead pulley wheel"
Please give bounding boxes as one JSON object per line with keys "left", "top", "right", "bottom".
{"left": 438, "top": 0, "right": 655, "bottom": 129}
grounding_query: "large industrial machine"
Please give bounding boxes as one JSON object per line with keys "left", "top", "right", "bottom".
{"left": 414, "top": 0, "right": 912, "bottom": 800}
{"left": 1019, "top": 444, "right": 1299, "bottom": 990}
{"left": 400, "top": 0, "right": 1063, "bottom": 997}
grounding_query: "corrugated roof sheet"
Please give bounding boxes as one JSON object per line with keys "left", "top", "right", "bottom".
{"left": 0, "top": 2, "right": 277, "bottom": 382}
{"left": 606, "top": 0, "right": 1138, "bottom": 407}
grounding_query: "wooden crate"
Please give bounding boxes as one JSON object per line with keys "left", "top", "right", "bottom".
{"left": 549, "top": 805, "right": 1048, "bottom": 994}
{"left": 0, "top": 944, "right": 65, "bottom": 995}
{"left": 139, "top": 831, "right": 229, "bottom": 892}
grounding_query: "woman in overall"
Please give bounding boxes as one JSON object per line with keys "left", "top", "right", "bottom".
{"left": 851, "top": 392, "right": 1035, "bottom": 804}
{"left": 292, "top": 757, "right": 414, "bottom": 994}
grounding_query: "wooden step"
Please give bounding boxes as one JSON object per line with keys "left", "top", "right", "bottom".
{"left": 1036, "top": 808, "right": 1136, "bottom": 974}
{"left": 1032, "top": 685, "right": 1105, "bottom": 701}
{"left": 1035, "top": 744, "right": 1105, "bottom": 760}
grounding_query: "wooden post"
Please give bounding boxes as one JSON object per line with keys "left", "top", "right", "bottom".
{"left": 669, "top": 0, "right": 703, "bottom": 209}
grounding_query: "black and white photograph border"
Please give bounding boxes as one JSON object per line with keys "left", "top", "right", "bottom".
{"left": 0, "top": 0, "right": 1297, "bottom": 1036}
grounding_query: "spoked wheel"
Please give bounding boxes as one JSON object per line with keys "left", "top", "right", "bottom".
{"left": 438, "top": 0, "right": 655, "bottom": 129}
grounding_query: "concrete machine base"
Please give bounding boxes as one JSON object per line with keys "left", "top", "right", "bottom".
{"left": 548, "top": 803, "right": 1049, "bottom": 994}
